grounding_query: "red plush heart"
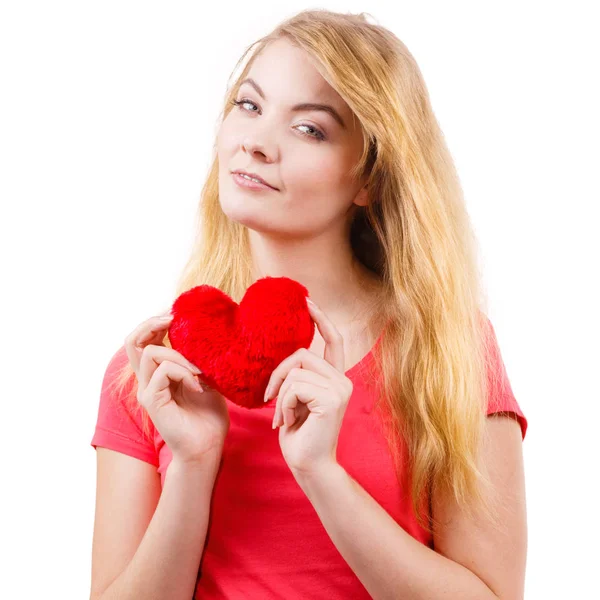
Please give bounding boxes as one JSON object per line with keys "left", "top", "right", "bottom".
{"left": 167, "top": 276, "right": 316, "bottom": 409}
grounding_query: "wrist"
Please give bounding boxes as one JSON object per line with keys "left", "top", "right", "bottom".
{"left": 291, "top": 459, "right": 342, "bottom": 488}
{"left": 170, "top": 451, "right": 222, "bottom": 479}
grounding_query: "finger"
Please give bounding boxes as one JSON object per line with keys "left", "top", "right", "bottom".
{"left": 272, "top": 382, "right": 287, "bottom": 429}
{"left": 273, "top": 392, "right": 282, "bottom": 429}
{"left": 137, "top": 344, "right": 202, "bottom": 391}
{"left": 277, "top": 367, "right": 329, "bottom": 408}
{"left": 125, "top": 311, "right": 173, "bottom": 352}
{"left": 265, "top": 348, "right": 340, "bottom": 404}
{"left": 134, "top": 317, "right": 174, "bottom": 349}
{"left": 139, "top": 360, "right": 202, "bottom": 411}
{"left": 279, "top": 382, "right": 321, "bottom": 428}
{"left": 307, "top": 299, "right": 345, "bottom": 372}
{"left": 124, "top": 312, "right": 174, "bottom": 372}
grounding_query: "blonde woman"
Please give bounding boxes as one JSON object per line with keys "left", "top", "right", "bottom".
{"left": 90, "top": 10, "right": 528, "bottom": 600}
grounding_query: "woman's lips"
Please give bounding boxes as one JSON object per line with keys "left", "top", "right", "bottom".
{"left": 232, "top": 172, "right": 278, "bottom": 191}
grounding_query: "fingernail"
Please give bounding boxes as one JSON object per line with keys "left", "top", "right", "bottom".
{"left": 264, "top": 385, "right": 271, "bottom": 401}
{"left": 189, "top": 363, "right": 202, "bottom": 374}
{"left": 159, "top": 314, "right": 173, "bottom": 320}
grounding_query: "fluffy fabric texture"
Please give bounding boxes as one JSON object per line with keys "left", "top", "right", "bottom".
{"left": 167, "top": 277, "right": 316, "bottom": 409}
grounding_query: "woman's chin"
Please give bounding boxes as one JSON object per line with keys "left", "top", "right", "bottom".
{"left": 221, "top": 204, "right": 271, "bottom": 231}
{"left": 220, "top": 201, "right": 308, "bottom": 238}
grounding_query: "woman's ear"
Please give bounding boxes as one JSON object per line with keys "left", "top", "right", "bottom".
{"left": 353, "top": 184, "right": 369, "bottom": 208}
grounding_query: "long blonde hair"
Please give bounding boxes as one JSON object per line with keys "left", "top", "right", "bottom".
{"left": 108, "top": 9, "right": 505, "bottom": 536}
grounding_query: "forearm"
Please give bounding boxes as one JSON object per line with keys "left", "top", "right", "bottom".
{"left": 293, "top": 462, "right": 498, "bottom": 600}
{"left": 99, "top": 456, "right": 219, "bottom": 600}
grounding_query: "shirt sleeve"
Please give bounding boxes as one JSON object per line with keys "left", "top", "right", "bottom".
{"left": 483, "top": 318, "right": 528, "bottom": 440}
{"left": 90, "top": 345, "right": 159, "bottom": 467}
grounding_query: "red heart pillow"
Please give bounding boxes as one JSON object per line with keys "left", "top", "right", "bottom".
{"left": 167, "top": 276, "right": 316, "bottom": 409}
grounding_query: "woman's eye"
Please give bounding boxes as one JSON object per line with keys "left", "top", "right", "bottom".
{"left": 232, "top": 98, "right": 259, "bottom": 113}
{"left": 294, "top": 124, "right": 326, "bottom": 141}
{"left": 230, "top": 98, "right": 326, "bottom": 141}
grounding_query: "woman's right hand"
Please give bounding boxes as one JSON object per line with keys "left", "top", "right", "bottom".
{"left": 124, "top": 311, "right": 230, "bottom": 466}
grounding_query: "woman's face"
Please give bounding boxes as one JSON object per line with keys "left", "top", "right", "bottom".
{"left": 217, "top": 37, "right": 368, "bottom": 239}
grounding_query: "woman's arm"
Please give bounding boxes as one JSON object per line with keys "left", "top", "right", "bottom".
{"left": 95, "top": 456, "right": 219, "bottom": 600}
{"left": 292, "top": 415, "right": 527, "bottom": 600}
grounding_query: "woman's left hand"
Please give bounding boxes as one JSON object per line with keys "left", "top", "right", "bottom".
{"left": 263, "top": 298, "right": 353, "bottom": 476}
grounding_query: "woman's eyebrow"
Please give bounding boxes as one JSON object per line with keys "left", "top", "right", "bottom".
{"left": 239, "top": 78, "right": 347, "bottom": 130}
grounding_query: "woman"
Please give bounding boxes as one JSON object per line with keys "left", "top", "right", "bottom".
{"left": 90, "top": 9, "right": 528, "bottom": 599}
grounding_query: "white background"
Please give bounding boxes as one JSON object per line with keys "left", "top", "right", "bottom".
{"left": 1, "top": 1, "right": 598, "bottom": 598}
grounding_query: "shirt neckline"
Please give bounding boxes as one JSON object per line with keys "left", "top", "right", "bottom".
{"left": 344, "top": 329, "right": 384, "bottom": 378}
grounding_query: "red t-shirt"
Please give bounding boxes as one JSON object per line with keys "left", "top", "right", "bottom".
{"left": 91, "top": 319, "right": 527, "bottom": 599}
